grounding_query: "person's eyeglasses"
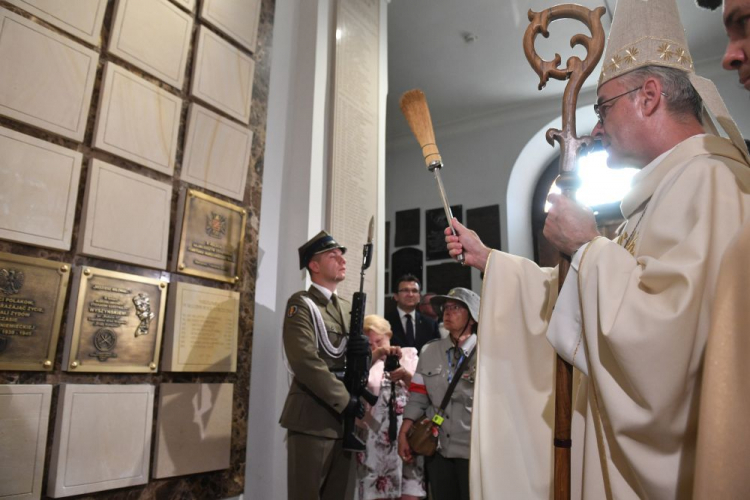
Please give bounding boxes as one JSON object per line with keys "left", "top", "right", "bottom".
{"left": 398, "top": 288, "right": 420, "bottom": 294}
{"left": 442, "top": 304, "right": 465, "bottom": 313}
{"left": 594, "top": 86, "right": 642, "bottom": 125}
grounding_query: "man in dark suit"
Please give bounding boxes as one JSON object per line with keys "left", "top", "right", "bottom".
{"left": 386, "top": 274, "right": 440, "bottom": 354}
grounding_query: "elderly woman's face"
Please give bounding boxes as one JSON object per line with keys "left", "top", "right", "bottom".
{"left": 366, "top": 330, "right": 390, "bottom": 351}
{"left": 442, "top": 299, "right": 473, "bottom": 334}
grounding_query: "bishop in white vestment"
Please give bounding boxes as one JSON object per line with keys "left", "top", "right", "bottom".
{"left": 447, "top": 1, "right": 750, "bottom": 498}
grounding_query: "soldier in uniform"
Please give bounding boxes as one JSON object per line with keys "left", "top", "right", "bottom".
{"left": 279, "top": 231, "right": 369, "bottom": 500}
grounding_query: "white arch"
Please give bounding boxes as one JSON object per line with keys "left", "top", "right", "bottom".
{"left": 506, "top": 105, "right": 598, "bottom": 259}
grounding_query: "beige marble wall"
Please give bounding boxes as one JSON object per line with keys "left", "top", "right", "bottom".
{"left": 0, "top": 0, "right": 274, "bottom": 497}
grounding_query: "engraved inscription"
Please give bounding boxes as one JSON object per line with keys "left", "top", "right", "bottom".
{"left": 176, "top": 190, "right": 246, "bottom": 283}
{"left": 0, "top": 253, "right": 69, "bottom": 371}
{"left": 0, "top": 296, "right": 45, "bottom": 336}
{"left": 177, "top": 291, "right": 236, "bottom": 368}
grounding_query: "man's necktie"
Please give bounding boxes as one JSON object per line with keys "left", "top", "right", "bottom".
{"left": 405, "top": 314, "right": 415, "bottom": 346}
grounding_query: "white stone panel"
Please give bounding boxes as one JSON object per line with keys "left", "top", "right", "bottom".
{"left": 6, "top": 0, "right": 106, "bottom": 46}
{"left": 191, "top": 26, "right": 255, "bottom": 124}
{"left": 200, "top": 0, "right": 261, "bottom": 53}
{"left": 0, "top": 127, "right": 82, "bottom": 250}
{"left": 109, "top": 0, "right": 193, "bottom": 88}
{"left": 47, "top": 384, "right": 154, "bottom": 498}
{"left": 182, "top": 103, "right": 253, "bottom": 201}
{"left": 0, "top": 8, "right": 98, "bottom": 141}
{"left": 0, "top": 385, "right": 52, "bottom": 500}
{"left": 153, "top": 383, "right": 233, "bottom": 478}
{"left": 78, "top": 159, "right": 172, "bottom": 269}
{"left": 93, "top": 62, "right": 181, "bottom": 175}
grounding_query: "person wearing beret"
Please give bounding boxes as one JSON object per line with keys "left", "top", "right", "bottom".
{"left": 279, "top": 231, "right": 370, "bottom": 500}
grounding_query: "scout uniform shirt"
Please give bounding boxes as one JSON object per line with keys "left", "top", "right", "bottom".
{"left": 279, "top": 284, "right": 352, "bottom": 438}
{"left": 404, "top": 334, "right": 477, "bottom": 459}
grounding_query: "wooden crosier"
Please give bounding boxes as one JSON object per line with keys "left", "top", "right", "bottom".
{"left": 523, "top": 5, "right": 606, "bottom": 500}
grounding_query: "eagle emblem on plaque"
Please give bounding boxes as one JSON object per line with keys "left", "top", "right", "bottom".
{"left": 0, "top": 268, "right": 24, "bottom": 295}
{"left": 206, "top": 212, "right": 227, "bottom": 239}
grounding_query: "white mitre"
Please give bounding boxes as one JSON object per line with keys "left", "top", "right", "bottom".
{"left": 600, "top": 0, "right": 749, "bottom": 162}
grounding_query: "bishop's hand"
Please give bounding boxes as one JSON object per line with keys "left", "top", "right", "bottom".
{"left": 544, "top": 193, "right": 599, "bottom": 256}
{"left": 444, "top": 218, "right": 491, "bottom": 271}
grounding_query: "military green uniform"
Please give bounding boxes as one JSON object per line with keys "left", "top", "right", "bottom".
{"left": 280, "top": 285, "right": 352, "bottom": 500}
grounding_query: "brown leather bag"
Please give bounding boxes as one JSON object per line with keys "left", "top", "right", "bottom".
{"left": 406, "top": 346, "right": 476, "bottom": 456}
{"left": 406, "top": 416, "right": 440, "bottom": 456}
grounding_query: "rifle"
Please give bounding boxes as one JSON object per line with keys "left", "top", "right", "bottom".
{"left": 343, "top": 217, "right": 378, "bottom": 452}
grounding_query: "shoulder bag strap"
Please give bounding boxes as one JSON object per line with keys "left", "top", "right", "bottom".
{"left": 437, "top": 344, "right": 477, "bottom": 412}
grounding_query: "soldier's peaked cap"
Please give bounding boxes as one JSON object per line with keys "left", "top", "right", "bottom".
{"left": 298, "top": 231, "right": 347, "bottom": 269}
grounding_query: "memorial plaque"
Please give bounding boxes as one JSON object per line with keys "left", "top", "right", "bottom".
{"left": 173, "top": 189, "right": 247, "bottom": 284}
{"left": 62, "top": 267, "right": 167, "bottom": 373}
{"left": 0, "top": 253, "right": 70, "bottom": 371}
{"left": 426, "top": 262, "right": 472, "bottom": 295}
{"left": 426, "top": 205, "right": 463, "bottom": 261}
{"left": 395, "top": 208, "right": 420, "bottom": 247}
{"left": 162, "top": 282, "right": 239, "bottom": 372}
{"left": 467, "top": 205, "right": 502, "bottom": 251}
{"left": 391, "top": 247, "right": 423, "bottom": 293}
{"left": 153, "top": 383, "right": 233, "bottom": 478}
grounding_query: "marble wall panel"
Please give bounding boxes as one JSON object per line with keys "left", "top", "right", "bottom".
{"left": 93, "top": 62, "right": 181, "bottom": 175}
{"left": 191, "top": 26, "right": 255, "bottom": 124}
{"left": 200, "top": 0, "right": 261, "bottom": 53}
{"left": 0, "top": 8, "right": 98, "bottom": 141}
{"left": 5, "top": 0, "right": 107, "bottom": 46}
{"left": 153, "top": 383, "right": 233, "bottom": 478}
{"left": 0, "top": 384, "right": 52, "bottom": 500}
{"left": 0, "top": 127, "right": 82, "bottom": 250}
{"left": 182, "top": 103, "right": 253, "bottom": 201}
{"left": 47, "top": 384, "right": 154, "bottom": 498}
{"left": 78, "top": 159, "right": 172, "bottom": 269}
{"left": 109, "top": 0, "right": 193, "bottom": 89}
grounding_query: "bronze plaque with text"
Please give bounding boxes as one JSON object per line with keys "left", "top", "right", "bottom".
{"left": 63, "top": 267, "right": 167, "bottom": 373}
{"left": 0, "top": 253, "right": 70, "bottom": 371}
{"left": 173, "top": 189, "right": 247, "bottom": 284}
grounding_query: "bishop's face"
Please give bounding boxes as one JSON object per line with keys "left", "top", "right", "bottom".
{"left": 722, "top": 0, "right": 750, "bottom": 91}
{"left": 591, "top": 77, "right": 646, "bottom": 169}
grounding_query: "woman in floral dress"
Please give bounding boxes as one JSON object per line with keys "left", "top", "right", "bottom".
{"left": 356, "top": 315, "right": 426, "bottom": 500}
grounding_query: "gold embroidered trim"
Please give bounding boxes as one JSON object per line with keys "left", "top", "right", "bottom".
{"left": 599, "top": 36, "right": 693, "bottom": 84}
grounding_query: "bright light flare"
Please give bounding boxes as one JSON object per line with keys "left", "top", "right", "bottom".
{"left": 545, "top": 151, "right": 638, "bottom": 212}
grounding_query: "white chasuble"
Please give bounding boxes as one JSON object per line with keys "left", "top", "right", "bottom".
{"left": 470, "top": 135, "right": 750, "bottom": 500}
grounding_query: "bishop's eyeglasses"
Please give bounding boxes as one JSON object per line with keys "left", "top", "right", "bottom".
{"left": 594, "top": 86, "right": 642, "bottom": 125}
